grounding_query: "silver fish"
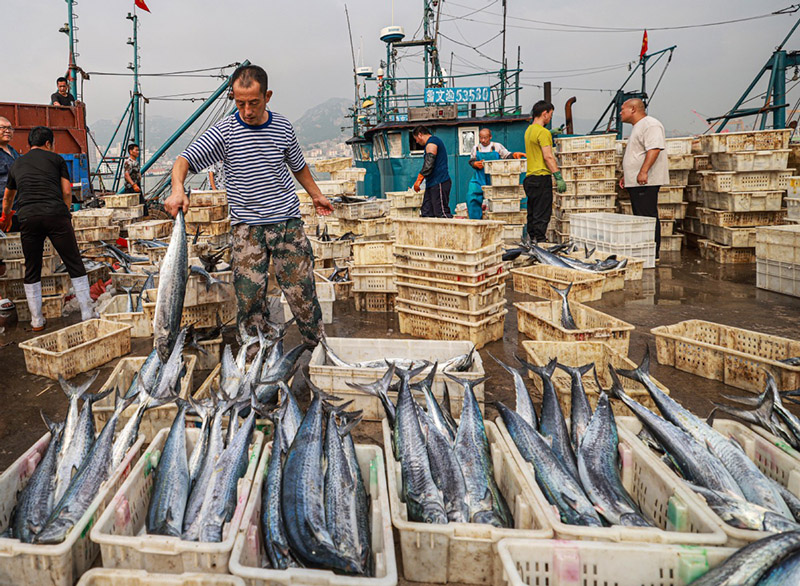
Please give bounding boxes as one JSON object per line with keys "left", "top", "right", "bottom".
{"left": 153, "top": 209, "right": 188, "bottom": 362}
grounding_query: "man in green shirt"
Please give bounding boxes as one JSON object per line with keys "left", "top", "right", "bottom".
{"left": 523, "top": 100, "right": 567, "bottom": 243}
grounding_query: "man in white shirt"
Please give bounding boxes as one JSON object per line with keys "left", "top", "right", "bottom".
{"left": 620, "top": 98, "right": 669, "bottom": 257}
{"left": 466, "top": 128, "right": 524, "bottom": 219}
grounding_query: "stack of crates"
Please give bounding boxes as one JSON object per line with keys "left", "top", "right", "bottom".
{"left": 788, "top": 176, "right": 800, "bottom": 225}
{"left": 102, "top": 192, "right": 145, "bottom": 234}
{"left": 393, "top": 218, "right": 507, "bottom": 349}
{"left": 185, "top": 190, "right": 231, "bottom": 250}
{"left": 660, "top": 137, "right": 695, "bottom": 253}
{"left": 552, "top": 134, "right": 617, "bottom": 243}
{"left": 0, "top": 234, "right": 66, "bottom": 321}
{"left": 386, "top": 189, "right": 423, "bottom": 219}
{"left": 351, "top": 239, "right": 396, "bottom": 311}
{"left": 681, "top": 154, "right": 713, "bottom": 245}
{"left": 694, "top": 129, "right": 792, "bottom": 263}
{"left": 71, "top": 208, "right": 119, "bottom": 264}
{"left": 756, "top": 224, "right": 800, "bottom": 297}
{"left": 482, "top": 159, "right": 527, "bottom": 242}
{"left": 569, "top": 212, "right": 658, "bottom": 269}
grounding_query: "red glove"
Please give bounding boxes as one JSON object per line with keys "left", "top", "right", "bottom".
{"left": 511, "top": 152, "right": 526, "bottom": 159}
{"left": 413, "top": 173, "right": 425, "bottom": 193}
{"left": 133, "top": 184, "right": 141, "bottom": 193}
{"left": 0, "top": 210, "right": 14, "bottom": 232}
{"left": 89, "top": 279, "right": 106, "bottom": 301}
{"left": 473, "top": 160, "right": 484, "bottom": 170}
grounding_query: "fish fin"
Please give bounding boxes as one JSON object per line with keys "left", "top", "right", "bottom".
{"left": 578, "top": 362, "right": 595, "bottom": 376}
{"left": 337, "top": 411, "right": 363, "bottom": 437}
{"left": 443, "top": 372, "right": 490, "bottom": 388}
{"left": 706, "top": 408, "right": 718, "bottom": 426}
{"left": 304, "top": 375, "right": 343, "bottom": 403}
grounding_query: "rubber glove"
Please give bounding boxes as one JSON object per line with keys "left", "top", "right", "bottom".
{"left": 133, "top": 184, "right": 141, "bottom": 193}
{"left": 473, "top": 160, "right": 484, "bottom": 170}
{"left": 553, "top": 171, "right": 568, "bottom": 194}
{"left": 511, "top": 152, "right": 526, "bottom": 159}
{"left": 413, "top": 173, "right": 425, "bottom": 193}
{"left": 0, "top": 210, "right": 14, "bottom": 232}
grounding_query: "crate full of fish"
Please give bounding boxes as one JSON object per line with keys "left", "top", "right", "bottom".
{"left": 91, "top": 416, "right": 264, "bottom": 574}
{"left": 19, "top": 319, "right": 132, "bottom": 380}
{"left": 381, "top": 376, "right": 553, "bottom": 585}
{"left": 229, "top": 431, "right": 397, "bottom": 585}
{"left": 495, "top": 538, "right": 736, "bottom": 586}
{"left": 515, "top": 296, "right": 634, "bottom": 355}
{"left": 0, "top": 401, "right": 145, "bottom": 585}
{"left": 99, "top": 294, "right": 152, "bottom": 337}
{"left": 76, "top": 568, "right": 246, "bottom": 585}
{"left": 315, "top": 266, "right": 352, "bottom": 299}
{"left": 92, "top": 351, "right": 198, "bottom": 444}
{"left": 309, "top": 338, "right": 484, "bottom": 422}
{"left": 618, "top": 415, "right": 800, "bottom": 548}
{"left": 521, "top": 341, "right": 672, "bottom": 416}
{"left": 651, "top": 319, "right": 800, "bottom": 392}
{"left": 493, "top": 361, "right": 727, "bottom": 546}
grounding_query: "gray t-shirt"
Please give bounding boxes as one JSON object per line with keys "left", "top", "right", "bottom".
{"left": 622, "top": 116, "right": 669, "bottom": 187}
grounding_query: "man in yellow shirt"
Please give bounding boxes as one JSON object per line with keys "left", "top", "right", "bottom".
{"left": 524, "top": 100, "right": 567, "bottom": 243}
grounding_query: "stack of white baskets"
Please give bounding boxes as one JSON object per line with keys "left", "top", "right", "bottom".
{"left": 481, "top": 158, "right": 527, "bottom": 244}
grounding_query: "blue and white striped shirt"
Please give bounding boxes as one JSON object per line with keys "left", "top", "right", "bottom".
{"left": 181, "top": 111, "right": 306, "bottom": 225}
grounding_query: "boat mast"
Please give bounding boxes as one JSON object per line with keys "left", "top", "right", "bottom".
{"left": 63, "top": 0, "right": 80, "bottom": 101}
{"left": 127, "top": 11, "right": 142, "bottom": 149}
{"left": 500, "top": 0, "right": 507, "bottom": 115}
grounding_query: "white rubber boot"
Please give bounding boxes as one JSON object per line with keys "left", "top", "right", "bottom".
{"left": 72, "top": 275, "right": 99, "bottom": 321}
{"left": 23, "top": 282, "right": 46, "bottom": 330}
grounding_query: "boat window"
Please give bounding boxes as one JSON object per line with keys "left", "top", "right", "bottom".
{"left": 373, "top": 135, "right": 387, "bottom": 159}
{"left": 387, "top": 132, "right": 403, "bottom": 158}
{"left": 458, "top": 126, "right": 479, "bottom": 156}
{"left": 409, "top": 131, "right": 425, "bottom": 155}
{"left": 351, "top": 143, "right": 372, "bottom": 162}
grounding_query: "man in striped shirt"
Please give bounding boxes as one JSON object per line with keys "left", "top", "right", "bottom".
{"left": 165, "top": 64, "right": 334, "bottom": 346}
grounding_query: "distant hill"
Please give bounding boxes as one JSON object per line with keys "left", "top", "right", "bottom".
{"left": 293, "top": 97, "right": 351, "bottom": 149}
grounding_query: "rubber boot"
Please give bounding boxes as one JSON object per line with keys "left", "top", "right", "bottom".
{"left": 23, "top": 282, "right": 46, "bottom": 331}
{"left": 72, "top": 275, "right": 99, "bottom": 321}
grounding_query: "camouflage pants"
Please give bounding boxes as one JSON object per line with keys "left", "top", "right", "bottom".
{"left": 231, "top": 218, "right": 324, "bottom": 345}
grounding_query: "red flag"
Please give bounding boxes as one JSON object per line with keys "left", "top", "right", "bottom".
{"left": 135, "top": 0, "right": 151, "bottom": 12}
{"left": 639, "top": 30, "right": 648, "bottom": 60}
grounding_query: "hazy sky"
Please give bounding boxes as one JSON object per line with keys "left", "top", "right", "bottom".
{"left": 2, "top": 0, "right": 798, "bottom": 137}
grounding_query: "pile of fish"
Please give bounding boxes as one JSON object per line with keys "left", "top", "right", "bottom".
{"left": 495, "top": 354, "right": 649, "bottom": 527}
{"left": 503, "top": 236, "right": 628, "bottom": 274}
{"left": 690, "top": 530, "right": 800, "bottom": 585}
{"left": 331, "top": 340, "right": 512, "bottom": 527}
{"left": 602, "top": 347, "right": 800, "bottom": 534}
{"left": 314, "top": 224, "right": 358, "bottom": 242}
{"left": 7, "top": 376, "right": 155, "bottom": 544}
{"left": 710, "top": 371, "right": 800, "bottom": 451}
{"left": 261, "top": 380, "right": 371, "bottom": 575}
{"left": 319, "top": 262, "right": 350, "bottom": 284}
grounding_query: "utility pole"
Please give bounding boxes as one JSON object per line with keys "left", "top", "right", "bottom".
{"left": 127, "top": 12, "right": 141, "bottom": 148}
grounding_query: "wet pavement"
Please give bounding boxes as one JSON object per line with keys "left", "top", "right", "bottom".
{"left": 1, "top": 248, "right": 799, "bottom": 583}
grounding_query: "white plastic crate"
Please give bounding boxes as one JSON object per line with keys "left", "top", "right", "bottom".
{"left": 189, "top": 190, "right": 228, "bottom": 207}
{"left": 787, "top": 197, "right": 800, "bottom": 219}
{"left": 126, "top": 219, "right": 173, "bottom": 241}
{"left": 561, "top": 179, "right": 617, "bottom": 196}
{"left": 502, "top": 223, "right": 526, "bottom": 242}
{"left": 665, "top": 137, "right": 694, "bottom": 156}
{"left": 91, "top": 428, "right": 264, "bottom": 575}
{"left": 756, "top": 224, "right": 800, "bottom": 264}
{"left": 500, "top": 415, "right": 728, "bottom": 547}
{"left": 658, "top": 185, "right": 685, "bottom": 204}
{"left": 0, "top": 234, "right": 55, "bottom": 258}
{"left": 560, "top": 164, "right": 616, "bottom": 182}
{"left": 571, "top": 236, "right": 656, "bottom": 268}
{"left": 710, "top": 149, "right": 790, "bottom": 172}
{"left": 667, "top": 153, "right": 695, "bottom": 170}
{"left": 699, "top": 170, "right": 793, "bottom": 192}
{"left": 71, "top": 208, "right": 115, "bottom": 229}
{"left": 383, "top": 420, "right": 553, "bottom": 585}
{"left": 700, "top": 224, "right": 757, "bottom": 248}
{"left": 390, "top": 206, "right": 420, "bottom": 219}
{"left": 308, "top": 338, "right": 485, "bottom": 421}
{"left": 352, "top": 240, "right": 394, "bottom": 265}
{"left": 495, "top": 539, "right": 735, "bottom": 586}
{"left": 330, "top": 166, "right": 367, "bottom": 182}
{"left": 350, "top": 263, "right": 396, "bottom": 292}
{"left": 184, "top": 204, "right": 228, "bottom": 224}
{"left": 308, "top": 237, "right": 352, "bottom": 260}
{"left": 482, "top": 185, "right": 526, "bottom": 200}
{"left": 553, "top": 193, "right": 616, "bottom": 210}
{"left": 393, "top": 218, "right": 503, "bottom": 251}
{"left": 98, "top": 295, "right": 152, "bottom": 337}
{"left": 316, "top": 179, "right": 356, "bottom": 196}
{"left": 569, "top": 212, "right": 655, "bottom": 245}
{"left": 556, "top": 134, "right": 616, "bottom": 153}
{"left": 14, "top": 294, "right": 65, "bottom": 322}
{"left": 228, "top": 441, "right": 397, "bottom": 586}
{"left": 757, "top": 257, "right": 800, "bottom": 297}
{"left": 385, "top": 190, "right": 423, "bottom": 208}
{"left": 483, "top": 159, "right": 526, "bottom": 175}
{"left": 668, "top": 169, "right": 690, "bottom": 186}
{"left": 489, "top": 174, "right": 522, "bottom": 187}
{"left": 77, "top": 569, "right": 246, "bottom": 585}
{"left": 333, "top": 199, "right": 390, "bottom": 220}
{"left": 699, "top": 190, "right": 783, "bottom": 212}
{"left": 280, "top": 281, "right": 335, "bottom": 323}
{"left": 313, "top": 157, "right": 353, "bottom": 173}
{"left": 0, "top": 433, "right": 144, "bottom": 586}
{"left": 486, "top": 197, "right": 522, "bottom": 213}
{"left": 103, "top": 193, "right": 140, "bottom": 208}
{"left": 699, "top": 129, "right": 792, "bottom": 154}
{"left": 558, "top": 149, "right": 616, "bottom": 166}
{"left": 3, "top": 254, "right": 61, "bottom": 280}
